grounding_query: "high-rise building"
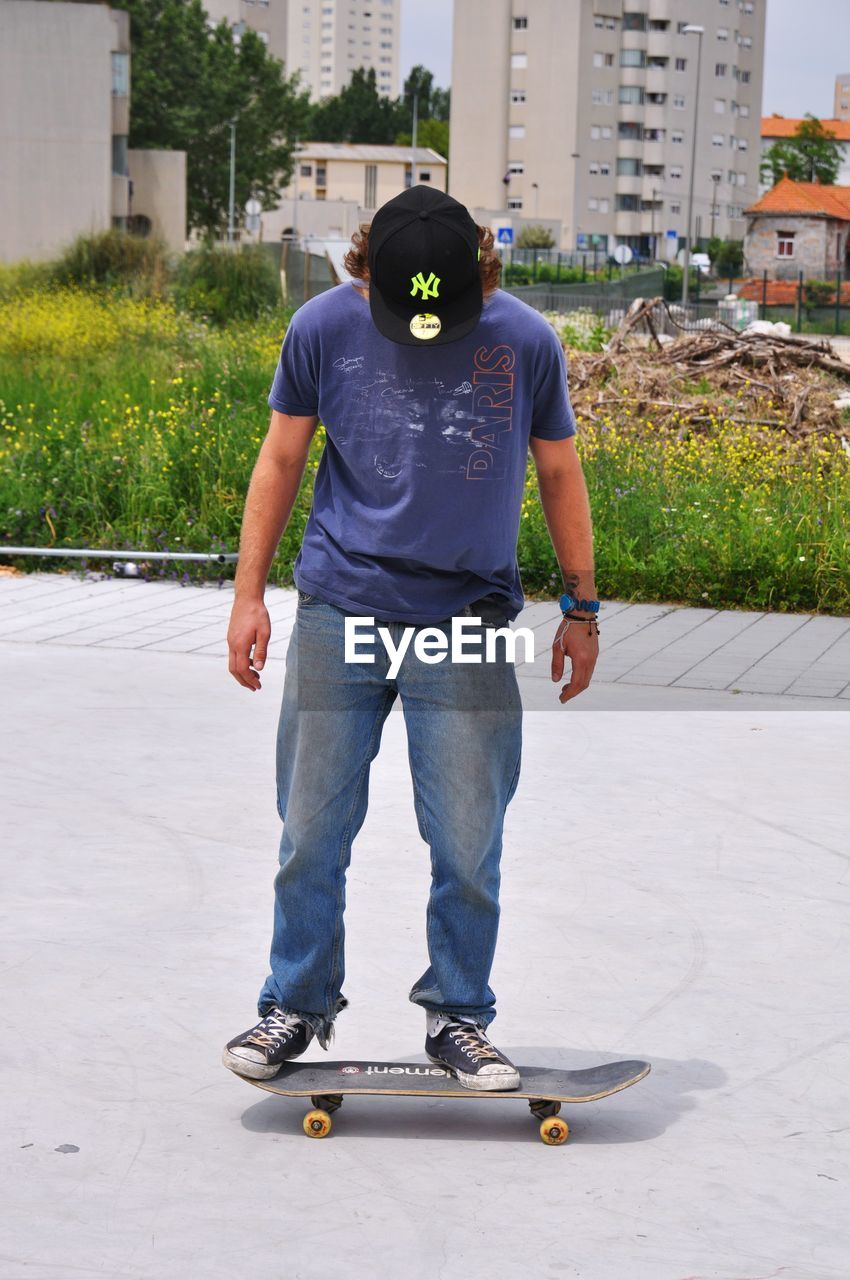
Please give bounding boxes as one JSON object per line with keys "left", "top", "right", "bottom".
{"left": 834, "top": 74, "right": 850, "bottom": 122}
{"left": 203, "top": 0, "right": 400, "bottom": 101}
{"left": 449, "top": 0, "right": 766, "bottom": 256}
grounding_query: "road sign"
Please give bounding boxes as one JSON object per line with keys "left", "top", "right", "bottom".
{"left": 576, "top": 233, "right": 588, "bottom": 249}
{"left": 245, "top": 198, "right": 262, "bottom": 217}
{"left": 666, "top": 229, "right": 678, "bottom": 239}
{"left": 496, "top": 227, "right": 514, "bottom": 245}
{"left": 613, "top": 244, "right": 633, "bottom": 265}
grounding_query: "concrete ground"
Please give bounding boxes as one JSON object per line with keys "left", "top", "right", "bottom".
{"left": 2, "top": 572, "right": 849, "bottom": 1280}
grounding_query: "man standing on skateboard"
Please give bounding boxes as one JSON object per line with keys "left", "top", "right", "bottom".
{"left": 222, "top": 186, "right": 599, "bottom": 1091}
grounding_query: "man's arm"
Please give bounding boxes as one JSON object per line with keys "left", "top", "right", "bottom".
{"left": 228, "top": 410, "right": 319, "bottom": 691}
{"left": 528, "top": 434, "right": 599, "bottom": 704}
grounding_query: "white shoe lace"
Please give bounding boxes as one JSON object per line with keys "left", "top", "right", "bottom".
{"left": 244, "top": 1009, "right": 303, "bottom": 1052}
{"left": 449, "top": 1025, "right": 502, "bottom": 1063}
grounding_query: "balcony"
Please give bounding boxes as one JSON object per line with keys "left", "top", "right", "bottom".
{"left": 642, "top": 141, "right": 665, "bottom": 167}
{"left": 615, "top": 175, "right": 642, "bottom": 196}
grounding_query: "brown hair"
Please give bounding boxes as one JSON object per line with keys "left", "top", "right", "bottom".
{"left": 342, "top": 220, "right": 502, "bottom": 295}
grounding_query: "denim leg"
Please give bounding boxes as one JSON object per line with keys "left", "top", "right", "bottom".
{"left": 257, "top": 599, "right": 396, "bottom": 1047}
{"left": 396, "top": 615, "right": 523, "bottom": 1029}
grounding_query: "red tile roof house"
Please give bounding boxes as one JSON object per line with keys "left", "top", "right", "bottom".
{"left": 743, "top": 173, "right": 850, "bottom": 282}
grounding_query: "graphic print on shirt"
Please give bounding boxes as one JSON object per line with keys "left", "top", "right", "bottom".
{"left": 329, "top": 343, "right": 517, "bottom": 483}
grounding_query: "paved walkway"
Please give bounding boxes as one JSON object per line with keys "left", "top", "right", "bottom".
{"left": 2, "top": 570, "right": 849, "bottom": 1278}
{"left": 1, "top": 570, "right": 849, "bottom": 708}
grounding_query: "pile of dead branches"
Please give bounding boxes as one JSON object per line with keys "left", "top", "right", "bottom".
{"left": 566, "top": 296, "right": 850, "bottom": 439}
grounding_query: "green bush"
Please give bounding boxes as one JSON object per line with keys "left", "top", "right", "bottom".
{"left": 50, "top": 229, "right": 172, "bottom": 297}
{"left": 713, "top": 239, "right": 744, "bottom": 278}
{"left": 805, "top": 279, "right": 835, "bottom": 308}
{"left": 173, "top": 244, "right": 282, "bottom": 325}
{"left": 0, "top": 258, "right": 54, "bottom": 301}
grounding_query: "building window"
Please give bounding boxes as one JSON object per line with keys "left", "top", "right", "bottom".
{"left": 316, "top": 164, "right": 327, "bottom": 187}
{"left": 714, "top": 98, "right": 726, "bottom": 113}
{"left": 593, "top": 51, "right": 614, "bottom": 67}
{"left": 593, "top": 88, "right": 614, "bottom": 105}
{"left": 670, "top": 200, "right": 681, "bottom": 214}
{"left": 671, "top": 95, "right": 684, "bottom": 109}
{"left": 617, "top": 157, "right": 642, "bottom": 175}
{"left": 740, "top": 104, "right": 750, "bottom": 117}
{"left": 712, "top": 133, "right": 725, "bottom": 146}
{"left": 619, "top": 121, "right": 642, "bottom": 140}
{"left": 111, "top": 51, "right": 129, "bottom": 96}
{"left": 418, "top": 170, "right": 431, "bottom": 182}
{"left": 716, "top": 63, "right": 727, "bottom": 77}
{"left": 675, "top": 57, "right": 687, "bottom": 71}
{"left": 620, "top": 48, "right": 646, "bottom": 67}
{"left": 507, "top": 197, "right": 523, "bottom": 209}
{"left": 511, "top": 90, "right": 527, "bottom": 104}
{"left": 588, "top": 197, "right": 599, "bottom": 211}
{"left": 511, "top": 53, "right": 527, "bottom": 69}
{"left": 589, "top": 161, "right": 600, "bottom": 174}
{"left": 509, "top": 125, "right": 526, "bottom": 139}
{"left": 300, "top": 163, "right": 312, "bottom": 177}
{"left": 619, "top": 85, "right": 644, "bottom": 104}
{"left": 622, "top": 12, "right": 647, "bottom": 31}
{"left": 364, "top": 163, "right": 377, "bottom": 207}
{"left": 508, "top": 163, "right": 524, "bottom": 176}
{"left": 670, "top": 166, "right": 683, "bottom": 179}
{"left": 111, "top": 134, "right": 128, "bottom": 176}
{"left": 601, "top": 125, "right": 612, "bottom": 138}
{"left": 777, "top": 231, "right": 795, "bottom": 258}
{"left": 512, "top": 16, "right": 528, "bottom": 28}
{"left": 671, "top": 130, "right": 684, "bottom": 143}
{"left": 616, "top": 193, "right": 639, "bottom": 211}
{"left": 599, "top": 198, "right": 609, "bottom": 213}
{"left": 600, "top": 162, "right": 611, "bottom": 175}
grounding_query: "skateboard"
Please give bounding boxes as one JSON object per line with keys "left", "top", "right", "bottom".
{"left": 232, "top": 1057, "right": 651, "bottom": 1145}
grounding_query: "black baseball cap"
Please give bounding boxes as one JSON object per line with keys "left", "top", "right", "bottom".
{"left": 366, "top": 185, "right": 483, "bottom": 346}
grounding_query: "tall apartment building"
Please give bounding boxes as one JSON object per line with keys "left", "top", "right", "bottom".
{"left": 835, "top": 74, "right": 850, "bottom": 122}
{"left": 0, "top": 0, "right": 130, "bottom": 262}
{"left": 449, "top": 0, "right": 766, "bottom": 256}
{"left": 202, "top": 0, "right": 400, "bottom": 100}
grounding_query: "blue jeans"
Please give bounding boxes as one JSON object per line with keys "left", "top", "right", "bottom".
{"left": 257, "top": 591, "right": 523, "bottom": 1047}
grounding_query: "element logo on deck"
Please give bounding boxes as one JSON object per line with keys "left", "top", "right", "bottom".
{"left": 365, "top": 1066, "right": 449, "bottom": 1077}
{"left": 341, "top": 1065, "right": 362, "bottom": 1074}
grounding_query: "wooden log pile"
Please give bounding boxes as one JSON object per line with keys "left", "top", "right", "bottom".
{"left": 566, "top": 296, "right": 850, "bottom": 440}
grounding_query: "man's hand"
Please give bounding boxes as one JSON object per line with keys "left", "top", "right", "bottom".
{"left": 551, "top": 618, "right": 599, "bottom": 704}
{"left": 228, "top": 596, "right": 272, "bottom": 691}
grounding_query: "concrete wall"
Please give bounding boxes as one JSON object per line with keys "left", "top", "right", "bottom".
{"left": 127, "top": 150, "right": 187, "bottom": 254}
{"left": 0, "top": 0, "right": 128, "bottom": 263}
{"left": 743, "top": 215, "right": 850, "bottom": 281}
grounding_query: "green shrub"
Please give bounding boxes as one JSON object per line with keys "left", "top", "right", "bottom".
{"left": 0, "top": 258, "right": 54, "bottom": 301}
{"left": 805, "top": 279, "right": 835, "bottom": 308}
{"left": 50, "top": 229, "right": 172, "bottom": 297}
{"left": 174, "top": 244, "right": 282, "bottom": 325}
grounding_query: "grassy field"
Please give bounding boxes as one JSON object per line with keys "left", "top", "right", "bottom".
{"left": 2, "top": 286, "right": 849, "bottom": 613}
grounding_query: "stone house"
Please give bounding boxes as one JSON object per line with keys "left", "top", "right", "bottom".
{"left": 743, "top": 174, "right": 850, "bottom": 281}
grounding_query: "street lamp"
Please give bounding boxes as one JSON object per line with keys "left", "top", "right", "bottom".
{"left": 681, "top": 23, "right": 704, "bottom": 305}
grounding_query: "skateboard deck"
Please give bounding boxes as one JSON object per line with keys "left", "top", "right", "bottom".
{"left": 234, "top": 1057, "right": 651, "bottom": 1145}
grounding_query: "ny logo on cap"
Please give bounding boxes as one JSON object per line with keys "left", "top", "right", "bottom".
{"left": 410, "top": 271, "right": 440, "bottom": 300}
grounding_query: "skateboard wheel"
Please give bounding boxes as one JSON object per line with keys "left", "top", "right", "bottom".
{"left": 539, "top": 1116, "right": 569, "bottom": 1146}
{"left": 303, "top": 1109, "right": 332, "bottom": 1139}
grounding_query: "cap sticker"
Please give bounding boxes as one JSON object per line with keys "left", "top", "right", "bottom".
{"left": 409, "top": 312, "right": 442, "bottom": 340}
{"left": 410, "top": 271, "right": 441, "bottom": 300}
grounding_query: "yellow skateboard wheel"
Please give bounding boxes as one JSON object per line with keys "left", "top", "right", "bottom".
{"left": 303, "top": 1109, "right": 332, "bottom": 1138}
{"left": 539, "top": 1116, "right": 570, "bottom": 1145}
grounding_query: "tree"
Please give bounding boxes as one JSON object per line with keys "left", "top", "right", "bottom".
{"left": 394, "top": 117, "right": 449, "bottom": 160}
{"left": 307, "top": 67, "right": 399, "bottom": 143}
{"left": 517, "top": 225, "right": 556, "bottom": 250}
{"left": 118, "top": 0, "right": 310, "bottom": 236}
{"left": 760, "top": 114, "right": 843, "bottom": 187}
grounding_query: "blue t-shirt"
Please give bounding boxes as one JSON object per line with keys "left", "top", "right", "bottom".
{"left": 267, "top": 281, "right": 577, "bottom": 623}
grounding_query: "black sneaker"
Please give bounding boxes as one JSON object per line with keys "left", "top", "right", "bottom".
{"left": 222, "top": 1006, "right": 315, "bottom": 1080}
{"left": 425, "top": 1015, "right": 521, "bottom": 1091}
